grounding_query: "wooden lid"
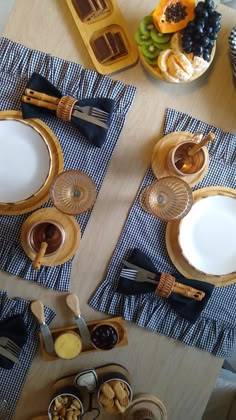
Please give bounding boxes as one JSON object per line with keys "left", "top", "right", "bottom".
{"left": 124, "top": 393, "right": 167, "bottom": 420}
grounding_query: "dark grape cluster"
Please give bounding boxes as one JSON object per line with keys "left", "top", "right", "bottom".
{"left": 182, "top": 0, "right": 221, "bottom": 61}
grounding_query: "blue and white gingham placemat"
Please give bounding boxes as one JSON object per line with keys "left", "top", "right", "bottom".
{"left": 0, "top": 290, "right": 55, "bottom": 420}
{"left": 229, "top": 26, "right": 236, "bottom": 77}
{"left": 0, "top": 37, "right": 136, "bottom": 292}
{"left": 89, "top": 108, "right": 236, "bottom": 358}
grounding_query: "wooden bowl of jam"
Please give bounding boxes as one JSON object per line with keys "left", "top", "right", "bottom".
{"left": 90, "top": 323, "right": 119, "bottom": 350}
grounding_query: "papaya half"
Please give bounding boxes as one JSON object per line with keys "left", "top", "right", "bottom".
{"left": 153, "top": 0, "right": 195, "bottom": 33}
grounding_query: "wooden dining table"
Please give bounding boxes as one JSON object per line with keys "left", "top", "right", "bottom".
{"left": 1, "top": 1, "right": 236, "bottom": 419}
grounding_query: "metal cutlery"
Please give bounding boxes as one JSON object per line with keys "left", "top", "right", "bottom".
{"left": 74, "top": 104, "right": 108, "bottom": 122}
{"left": 30, "top": 300, "right": 55, "bottom": 354}
{"left": 0, "top": 342, "right": 20, "bottom": 364}
{"left": 66, "top": 293, "right": 92, "bottom": 349}
{"left": 121, "top": 260, "right": 205, "bottom": 301}
{"left": 22, "top": 88, "right": 109, "bottom": 127}
{"left": 0, "top": 336, "right": 21, "bottom": 355}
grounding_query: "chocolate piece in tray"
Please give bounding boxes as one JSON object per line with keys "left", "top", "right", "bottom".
{"left": 73, "top": 0, "right": 109, "bottom": 22}
{"left": 91, "top": 30, "right": 128, "bottom": 63}
{"left": 91, "top": 0, "right": 109, "bottom": 17}
{"left": 72, "top": 0, "right": 96, "bottom": 21}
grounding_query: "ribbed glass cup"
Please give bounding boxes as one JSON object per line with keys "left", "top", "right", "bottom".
{"left": 50, "top": 170, "right": 97, "bottom": 215}
{"left": 140, "top": 177, "right": 193, "bottom": 222}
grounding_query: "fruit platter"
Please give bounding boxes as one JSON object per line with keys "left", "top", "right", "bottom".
{"left": 135, "top": 0, "right": 221, "bottom": 83}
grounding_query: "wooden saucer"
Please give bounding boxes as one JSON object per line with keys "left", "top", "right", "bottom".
{"left": 166, "top": 186, "right": 236, "bottom": 287}
{"left": 20, "top": 207, "right": 81, "bottom": 267}
{"left": 151, "top": 131, "right": 208, "bottom": 187}
{"left": 0, "top": 111, "right": 63, "bottom": 215}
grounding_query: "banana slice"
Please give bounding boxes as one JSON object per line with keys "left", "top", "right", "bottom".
{"left": 170, "top": 32, "right": 182, "bottom": 51}
{"left": 157, "top": 49, "right": 174, "bottom": 72}
{"left": 167, "top": 52, "right": 193, "bottom": 81}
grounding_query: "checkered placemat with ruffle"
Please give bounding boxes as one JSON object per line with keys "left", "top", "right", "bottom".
{"left": 0, "top": 290, "right": 55, "bottom": 420}
{"left": 89, "top": 108, "right": 236, "bottom": 358}
{"left": 0, "top": 37, "right": 136, "bottom": 292}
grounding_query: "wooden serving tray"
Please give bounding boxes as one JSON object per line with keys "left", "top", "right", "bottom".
{"left": 39, "top": 316, "right": 128, "bottom": 360}
{"left": 66, "top": 0, "right": 138, "bottom": 74}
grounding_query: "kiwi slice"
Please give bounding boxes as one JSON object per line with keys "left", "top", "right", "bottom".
{"left": 141, "top": 44, "right": 161, "bottom": 59}
{"left": 151, "top": 29, "right": 171, "bottom": 44}
{"left": 135, "top": 29, "right": 152, "bottom": 46}
{"left": 144, "top": 56, "right": 158, "bottom": 66}
{"left": 140, "top": 16, "right": 155, "bottom": 35}
{"left": 153, "top": 41, "right": 170, "bottom": 50}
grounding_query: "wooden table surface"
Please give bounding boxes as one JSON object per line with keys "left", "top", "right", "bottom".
{"left": 2, "top": 1, "right": 236, "bottom": 419}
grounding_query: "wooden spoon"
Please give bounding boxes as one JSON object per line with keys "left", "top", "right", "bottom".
{"left": 33, "top": 224, "right": 56, "bottom": 270}
{"left": 176, "top": 132, "right": 215, "bottom": 172}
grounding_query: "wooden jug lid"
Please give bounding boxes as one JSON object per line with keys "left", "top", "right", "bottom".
{"left": 123, "top": 393, "right": 167, "bottom": 420}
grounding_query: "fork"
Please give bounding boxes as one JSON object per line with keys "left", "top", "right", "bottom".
{"left": 120, "top": 262, "right": 205, "bottom": 301}
{"left": 0, "top": 337, "right": 21, "bottom": 357}
{"left": 120, "top": 268, "right": 157, "bottom": 283}
{"left": 24, "top": 88, "right": 109, "bottom": 122}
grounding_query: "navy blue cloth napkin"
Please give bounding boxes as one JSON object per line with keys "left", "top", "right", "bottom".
{"left": 21, "top": 72, "right": 115, "bottom": 148}
{"left": 117, "top": 248, "right": 215, "bottom": 323}
{"left": 0, "top": 315, "right": 28, "bottom": 370}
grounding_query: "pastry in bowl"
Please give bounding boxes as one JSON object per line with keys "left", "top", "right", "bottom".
{"left": 135, "top": 0, "right": 221, "bottom": 82}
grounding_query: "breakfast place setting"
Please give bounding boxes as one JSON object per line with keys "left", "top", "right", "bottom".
{"left": 0, "top": 0, "right": 236, "bottom": 419}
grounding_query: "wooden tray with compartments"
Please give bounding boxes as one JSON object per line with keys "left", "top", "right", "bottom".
{"left": 39, "top": 316, "right": 128, "bottom": 360}
{"left": 66, "top": 0, "right": 138, "bottom": 74}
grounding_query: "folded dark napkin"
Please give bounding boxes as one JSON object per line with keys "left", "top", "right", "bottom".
{"left": 116, "top": 248, "right": 215, "bottom": 323}
{"left": 21, "top": 72, "right": 115, "bottom": 148}
{"left": 0, "top": 315, "right": 28, "bottom": 370}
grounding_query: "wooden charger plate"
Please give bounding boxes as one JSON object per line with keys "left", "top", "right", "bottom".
{"left": 151, "top": 131, "right": 208, "bottom": 187}
{"left": 166, "top": 186, "right": 236, "bottom": 286}
{"left": 66, "top": 0, "right": 138, "bottom": 74}
{"left": 0, "top": 111, "right": 63, "bottom": 215}
{"left": 139, "top": 42, "right": 216, "bottom": 83}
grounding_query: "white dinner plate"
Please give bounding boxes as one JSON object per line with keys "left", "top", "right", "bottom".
{"left": 0, "top": 120, "right": 51, "bottom": 203}
{"left": 178, "top": 195, "right": 236, "bottom": 275}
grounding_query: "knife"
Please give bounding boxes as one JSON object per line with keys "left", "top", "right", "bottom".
{"left": 66, "top": 294, "right": 92, "bottom": 349}
{"left": 0, "top": 345, "right": 19, "bottom": 364}
{"left": 72, "top": 109, "right": 108, "bottom": 129}
{"left": 30, "top": 300, "right": 55, "bottom": 354}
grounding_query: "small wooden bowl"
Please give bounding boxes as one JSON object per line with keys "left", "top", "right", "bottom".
{"left": 90, "top": 323, "right": 119, "bottom": 350}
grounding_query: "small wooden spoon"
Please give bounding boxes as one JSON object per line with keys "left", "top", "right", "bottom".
{"left": 33, "top": 224, "right": 56, "bottom": 270}
{"left": 176, "top": 132, "right": 215, "bottom": 172}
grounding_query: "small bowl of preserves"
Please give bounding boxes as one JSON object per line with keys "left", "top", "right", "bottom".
{"left": 90, "top": 323, "right": 119, "bottom": 350}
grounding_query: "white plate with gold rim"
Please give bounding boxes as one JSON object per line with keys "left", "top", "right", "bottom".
{"left": 0, "top": 111, "right": 64, "bottom": 215}
{"left": 178, "top": 194, "right": 236, "bottom": 276}
{"left": 166, "top": 187, "right": 236, "bottom": 286}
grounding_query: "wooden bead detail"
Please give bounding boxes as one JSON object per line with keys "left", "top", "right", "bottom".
{"left": 56, "top": 96, "right": 77, "bottom": 122}
{"left": 156, "top": 272, "right": 176, "bottom": 298}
